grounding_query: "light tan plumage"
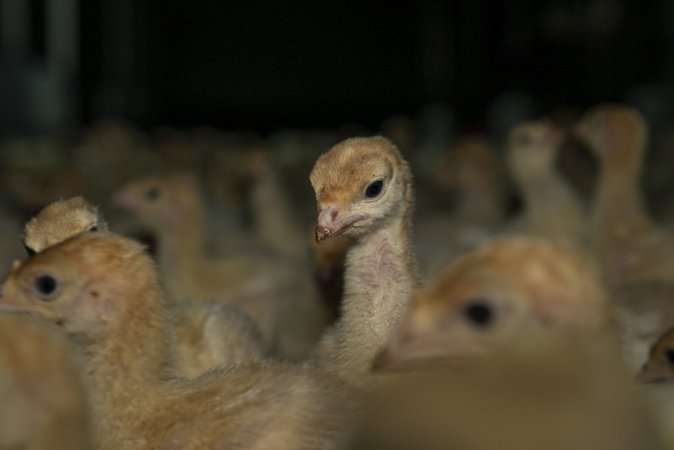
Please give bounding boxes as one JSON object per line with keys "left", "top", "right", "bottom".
{"left": 506, "top": 120, "right": 588, "bottom": 247}
{"left": 375, "top": 237, "right": 610, "bottom": 370}
{"left": 355, "top": 331, "right": 665, "bottom": 450}
{"left": 23, "top": 196, "right": 107, "bottom": 253}
{"left": 169, "top": 301, "right": 266, "bottom": 378}
{"left": 0, "top": 314, "right": 90, "bottom": 449}
{"left": 113, "top": 174, "right": 328, "bottom": 359}
{"left": 310, "top": 136, "right": 418, "bottom": 388}
{"left": 576, "top": 104, "right": 674, "bottom": 286}
{"left": 23, "top": 196, "right": 267, "bottom": 377}
{"left": 0, "top": 233, "right": 351, "bottom": 450}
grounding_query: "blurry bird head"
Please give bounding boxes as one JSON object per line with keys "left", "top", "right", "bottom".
{"left": 506, "top": 120, "right": 563, "bottom": 181}
{"left": 361, "top": 330, "right": 663, "bottom": 450}
{"left": 112, "top": 174, "right": 201, "bottom": 232}
{"left": 373, "top": 238, "right": 609, "bottom": 371}
{"left": 309, "top": 136, "right": 413, "bottom": 243}
{"left": 575, "top": 104, "right": 648, "bottom": 166}
{"left": 0, "top": 233, "right": 156, "bottom": 341}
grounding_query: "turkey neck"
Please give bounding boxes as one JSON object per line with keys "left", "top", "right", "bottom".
{"left": 593, "top": 150, "right": 651, "bottom": 232}
{"left": 337, "top": 203, "right": 418, "bottom": 376}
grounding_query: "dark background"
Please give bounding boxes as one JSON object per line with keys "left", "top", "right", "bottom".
{"left": 1, "top": 0, "right": 673, "bottom": 133}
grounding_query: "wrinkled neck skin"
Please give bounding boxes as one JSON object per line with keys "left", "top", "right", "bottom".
{"left": 78, "top": 291, "right": 173, "bottom": 449}
{"left": 330, "top": 209, "right": 418, "bottom": 384}
{"left": 155, "top": 208, "right": 206, "bottom": 299}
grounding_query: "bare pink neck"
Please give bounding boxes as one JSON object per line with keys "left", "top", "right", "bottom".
{"left": 335, "top": 211, "right": 418, "bottom": 377}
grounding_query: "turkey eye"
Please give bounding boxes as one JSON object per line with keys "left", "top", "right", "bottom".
{"left": 34, "top": 275, "right": 58, "bottom": 298}
{"left": 463, "top": 300, "right": 493, "bottom": 327}
{"left": 146, "top": 187, "right": 160, "bottom": 201}
{"left": 666, "top": 349, "right": 674, "bottom": 365}
{"left": 365, "top": 180, "right": 384, "bottom": 198}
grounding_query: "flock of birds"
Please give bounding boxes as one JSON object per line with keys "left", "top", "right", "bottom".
{"left": 2, "top": 103, "right": 674, "bottom": 449}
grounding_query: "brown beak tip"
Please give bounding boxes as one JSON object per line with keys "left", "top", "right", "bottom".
{"left": 314, "top": 225, "right": 331, "bottom": 243}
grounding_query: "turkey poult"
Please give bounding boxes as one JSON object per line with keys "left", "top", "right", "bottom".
{"left": 374, "top": 237, "right": 610, "bottom": 371}
{"left": 576, "top": 104, "right": 674, "bottom": 372}
{"left": 22, "top": 196, "right": 268, "bottom": 377}
{"left": 310, "top": 136, "right": 418, "bottom": 388}
{"left": 506, "top": 120, "right": 587, "bottom": 247}
{"left": 0, "top": 233, "right": 351, "bottom": 450}
{"left": 576, "top": 104, "right": 674, "bottom": 286}
{"left": 113, "top": 174, "right": 328, "bottom": 359}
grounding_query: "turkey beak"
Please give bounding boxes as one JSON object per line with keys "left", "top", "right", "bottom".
{"left": 371, "top": 322, "right": 432, "bottom": 373}
{"left": 372, "top": 317, "right": 471, "bottom": 373}
{"left": 314, "top": 206, "right": 365, "bottom": 243}
{"left": 0, "top": 284, "right": 30, "bottom": 315}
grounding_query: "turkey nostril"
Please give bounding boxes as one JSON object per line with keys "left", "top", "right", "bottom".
{"left": 318, "top": 205, "right": 340, "bottom": 225}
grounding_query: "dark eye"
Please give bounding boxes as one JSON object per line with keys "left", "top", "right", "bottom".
{"left": 365, "top": 180, "right": 384, "bottom": 198}
{"left": 666, "top": 349, "right": 674, "bottom": 365}
{"left": 34, "top": 275, "right": 58, "bottom": 298}
{"left": 463, "top": 300, "right": 494, "bottom": 327}
{"left": 146, "top": 187, "right": 160, "bottom": 201}
{"left": 88, "top": 225, "right": 99, "bottom": 232}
